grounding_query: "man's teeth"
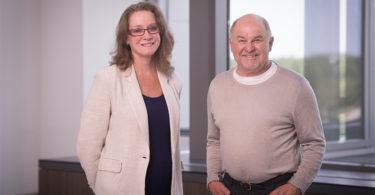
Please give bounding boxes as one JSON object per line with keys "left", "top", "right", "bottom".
{"left": 243, "top": 53, "right": 256, "bottom": 57}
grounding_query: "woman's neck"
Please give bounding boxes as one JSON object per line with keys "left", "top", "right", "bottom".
{"left": 133, "top": 57, "right": 156, "bottom": 73}
{"left": 133, "top": 58, "right": 162, "bottom": 97}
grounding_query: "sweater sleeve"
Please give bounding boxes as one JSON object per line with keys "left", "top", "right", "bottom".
{"left": 76, "top": 69, "right": 111, "bottom": 191}
{"left": 289, "top": 78, "right": 326, "bottom": 193}
{"left": 206, "top": 82, "right": 222, "bottom": 185}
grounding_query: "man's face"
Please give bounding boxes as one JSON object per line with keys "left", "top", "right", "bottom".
{"left": 230, "top": 17, "right": 273, "bottom": 76}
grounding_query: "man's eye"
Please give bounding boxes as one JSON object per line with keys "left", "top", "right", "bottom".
{"left": 238, "top": 39, "right": 246, "bottom": 43}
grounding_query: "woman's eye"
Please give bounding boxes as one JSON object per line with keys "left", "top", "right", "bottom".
{"left": 133, "top": 29, "right": 143, "bottom": 33}
{"left": 149, "top": 26, "right": 157, "bottom": 31}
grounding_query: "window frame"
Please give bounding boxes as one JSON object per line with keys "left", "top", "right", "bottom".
{"left": 364, "top": 0, "right": 375, "bottom": 150}
{"left": 220, "top": 0, "right": 375, "bottom": 155}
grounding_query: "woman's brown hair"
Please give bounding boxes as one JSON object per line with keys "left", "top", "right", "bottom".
{"left": 110, "top": 2, "right": 174, "bottom": 76}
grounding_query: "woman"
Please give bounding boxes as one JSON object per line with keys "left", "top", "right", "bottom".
{"left": 77, "top": 2, "right": 183, "bottom": 195}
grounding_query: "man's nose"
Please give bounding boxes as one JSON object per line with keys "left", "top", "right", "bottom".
{"left": 244, "top": 42, "right": 254, "bottom": 51}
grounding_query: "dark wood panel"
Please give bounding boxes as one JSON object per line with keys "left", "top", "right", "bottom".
{"left": 183, "top": 182, "right": 211, "bottom": 195}
{"left": 39, "top": 169, "right": 94, "bottom": 195}
{"left": 39, "top": 157, "right": 375, "bottom": 195}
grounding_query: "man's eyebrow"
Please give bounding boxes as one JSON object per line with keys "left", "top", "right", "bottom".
{"left": 235, "top": 35, "right": 246, "bottom": 39}
{"left": 253, "top": 35, "right": 264, "bottom": 39}
{"left": 235, "top": 35, "right": 264, "bottom": 40}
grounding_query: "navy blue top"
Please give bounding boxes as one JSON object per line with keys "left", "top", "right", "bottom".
{"left": 143, "top": 94, "right": 172, "bottom": 195}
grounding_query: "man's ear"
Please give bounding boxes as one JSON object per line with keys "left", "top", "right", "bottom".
{"left": 269, "top": 36, "right": 274, "bottom": 52}
{"left": 229, "top": 38, "right": 233, "bottom": 52}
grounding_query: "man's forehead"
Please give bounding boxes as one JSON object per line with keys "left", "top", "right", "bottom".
{"left": 235, "top": 18, "right": 264, "bottom": 29}
{"left": 230, "top": 14, "right": 271, "bottom": 38}
{"left": 232, "top": 23, "right": 266, "bottom": 36}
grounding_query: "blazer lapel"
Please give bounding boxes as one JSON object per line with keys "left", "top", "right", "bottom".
{"left": 158, "top": 72, "right": 178, "bottom": 157}
{"left": 124, "top": 66, "right": 149, "bottom": 146}
{"left": 121, "top": 67, "right": 179, "bottom": 151}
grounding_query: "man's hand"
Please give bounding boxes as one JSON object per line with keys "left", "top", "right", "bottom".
{"left": 208, "top": 181, "right": 231, "bottom": 195}
{"left": 269, "top": 183, "right": 302, "bottom": 195}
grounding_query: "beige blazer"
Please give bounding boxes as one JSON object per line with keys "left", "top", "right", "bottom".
{"left": 77, "top": 65, "right": 183, "bottom": 195}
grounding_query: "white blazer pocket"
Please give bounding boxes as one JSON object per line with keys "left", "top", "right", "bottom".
{"left": 95, "top": 158, "right": 123, "bottom": 194}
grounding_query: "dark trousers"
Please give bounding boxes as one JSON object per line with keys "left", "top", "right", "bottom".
{"left": 220, "top": 172, "right": 294, "bottom": 195}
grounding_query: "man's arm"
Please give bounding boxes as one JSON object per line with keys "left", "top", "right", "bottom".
{"left": 206, "top": 84, "right": 224, "bottom": 185}
{"left": 288, "top": 78, "right": 326, "bottom": 193}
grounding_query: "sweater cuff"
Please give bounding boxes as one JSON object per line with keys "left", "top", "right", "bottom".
{"left": 289, "top": 177, "right": 309, "bottom": 193}
{"left": 207, "top": 174, "right": 220, "bottom": 187}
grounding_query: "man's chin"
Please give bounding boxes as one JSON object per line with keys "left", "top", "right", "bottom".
{"left": 242, "top": 64, "right": 260, "bottom": 71}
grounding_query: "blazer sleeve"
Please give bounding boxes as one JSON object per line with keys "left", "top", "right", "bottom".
{"left": 77, "top": 69, "right": 111, "bottom": 190}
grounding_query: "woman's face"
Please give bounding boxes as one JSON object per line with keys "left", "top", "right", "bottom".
{"left": 126, "top": 10, "right": 161, "bottom": 62}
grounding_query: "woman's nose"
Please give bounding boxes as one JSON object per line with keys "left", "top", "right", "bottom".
{"left": 143, "top": 29, "right": 153, "bottom": 37}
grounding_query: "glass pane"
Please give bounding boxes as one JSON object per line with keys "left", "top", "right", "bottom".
{"left": 167, "top": 0, "right": 190, "bottom": 157}
{"left": 168, "top": 0, "right": 190, "bottom": 132}
{"left": 229, "top": 0, "right": 364, "bottom": 142}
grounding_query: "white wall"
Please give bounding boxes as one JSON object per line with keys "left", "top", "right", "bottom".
{"left": 83, "top": 0, "right": 139, "bottom": 98}
{"left": 39, "top": 0, "right": 83, "bottom": 159}
{"left": 0, "top": 0, "right": 41, "bottom": 194}
{"left": 0, "top": 0, "right": 84, "bottom": 193}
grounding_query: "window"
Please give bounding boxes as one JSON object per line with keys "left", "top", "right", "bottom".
{"left": 229, "top": 0, "right": 368, "bottom": 152}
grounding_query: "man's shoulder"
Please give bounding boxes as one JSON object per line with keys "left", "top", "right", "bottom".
{"left": 275, "top": 65, "right": 312, "bottom": 93}
{"left": 210, "top": 69, "right": 233, "bottom": 85}
{"left": 276, "top": 65, "right": 307, "bottom": 84}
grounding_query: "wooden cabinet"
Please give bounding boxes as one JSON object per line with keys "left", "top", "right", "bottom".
{"left": 39, "top": 157, "right": 94, "bottom": 195}
{"left": 39, "top": 157, "right": 375, "bottom": 195}
{"left": 38, "top": 156, "right": 211, "bottom": 195}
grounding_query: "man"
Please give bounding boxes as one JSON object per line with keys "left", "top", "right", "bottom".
{"left": 206, "top": 14, "right": 326, "bottom": 195}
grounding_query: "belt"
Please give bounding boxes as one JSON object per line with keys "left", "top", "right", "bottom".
{"left": 220, "top": 172, "right": 294, "bottom": 191}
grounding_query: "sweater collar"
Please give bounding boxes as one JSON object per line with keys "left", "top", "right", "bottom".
{"left": 233, "top": 61, "right": 278, "bottom": 85}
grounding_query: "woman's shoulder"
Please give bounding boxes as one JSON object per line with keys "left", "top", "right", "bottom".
{"left": 94, "top": 65, "right": 126, "bottom": 81}
{"left": 96, "top": 65, "right": 119, "bottom": 76}
{"left": 169, "top": 71, "right": 183, "bottom": 92}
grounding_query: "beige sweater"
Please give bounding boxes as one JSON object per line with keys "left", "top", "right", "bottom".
{"left": 206, "top": 65, "right": 326, "bottom": 193}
